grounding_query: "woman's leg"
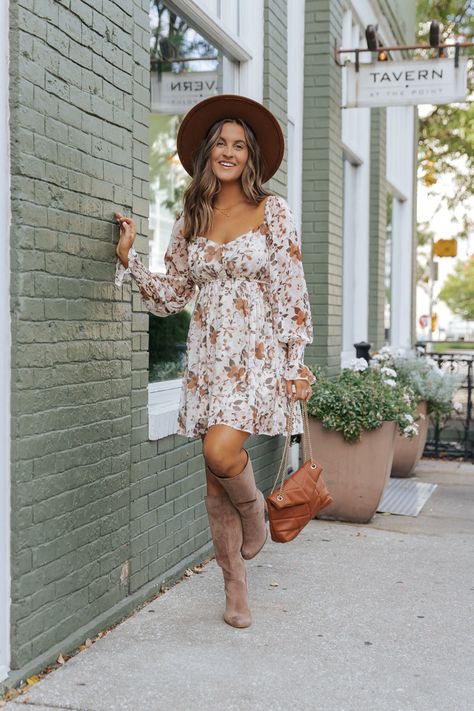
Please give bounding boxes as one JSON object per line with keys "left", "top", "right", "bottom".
{"left": 200, "top": 426, "right": 252, "bottom": 628}
{"left": 202, "top": 425, "right": 267, "bottom": 561}
{"left": 201, "top": 424, "right": 251, "bottom": 494}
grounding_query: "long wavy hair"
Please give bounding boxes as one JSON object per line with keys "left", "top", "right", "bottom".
{"left": 181, "top": 118, "right": 273, "bottom": 241}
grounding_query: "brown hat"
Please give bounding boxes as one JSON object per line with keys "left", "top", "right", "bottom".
{"left": 176, "top": 94, "right": 285, "bottom": 183}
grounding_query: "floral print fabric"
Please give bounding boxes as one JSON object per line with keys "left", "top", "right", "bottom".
{"left": 115, "top": 194, "right": 316, "bottom": 438}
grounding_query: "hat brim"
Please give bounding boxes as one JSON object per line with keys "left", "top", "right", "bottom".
{"left": 176, "top": 94, "right": 285, "bottom": 183}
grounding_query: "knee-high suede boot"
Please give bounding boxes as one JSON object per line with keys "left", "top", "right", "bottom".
{"left": 204, "top": 494, "right": 251, "bottom": 628}
{"left": 207, "top": 449, "right": 267, "bottom": 560}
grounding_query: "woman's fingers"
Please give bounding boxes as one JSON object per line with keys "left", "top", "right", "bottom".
{"left": 284, "top": 379, "right": 313, "bottom": 401}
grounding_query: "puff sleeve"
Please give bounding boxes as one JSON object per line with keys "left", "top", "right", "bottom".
{"left": 267, "top": 195, "right": 316, "bottom": 385}
{"left": 114, "top": 214, "right": 197, "bottom": 316}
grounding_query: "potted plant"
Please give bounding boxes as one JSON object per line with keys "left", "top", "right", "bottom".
{"left": 306, "top": 359, "right": 419, "bottom": 524}
{"left": 373, "top": 347, "right": 463, "bottom": 477}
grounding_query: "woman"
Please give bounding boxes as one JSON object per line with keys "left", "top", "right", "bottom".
{"left": 114, "top": 94, "right": 316, "bottom": 629}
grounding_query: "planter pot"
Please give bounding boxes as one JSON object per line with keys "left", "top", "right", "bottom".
{"left": 391, "top": 401, "right": 429, "bottom": 478}
{"left": 308, "top": 419, "right": 397, "bottom": 524}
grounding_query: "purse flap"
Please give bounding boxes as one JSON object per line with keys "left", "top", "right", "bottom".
{"left": 267, "top": 461, "right": 323, "bottom": 510}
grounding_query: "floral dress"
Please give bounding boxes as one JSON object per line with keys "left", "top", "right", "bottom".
{"left": 115, "top": 194, "right": 316, "bottom": 438}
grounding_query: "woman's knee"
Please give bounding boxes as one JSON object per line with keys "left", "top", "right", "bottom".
{"left": 202, "top": 440, "right": 235, "bottom": 475}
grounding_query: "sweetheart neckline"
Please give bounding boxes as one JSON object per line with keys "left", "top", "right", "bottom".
{"left": 195, "top": 220, "right": 267, "bottom": 247}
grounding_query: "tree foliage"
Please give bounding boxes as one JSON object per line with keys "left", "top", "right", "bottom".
{"left": 438, "top": 257, "right": 474, "bottom": 320}
{"left": 416, "top": 1, "right": 474, "bottom": 236}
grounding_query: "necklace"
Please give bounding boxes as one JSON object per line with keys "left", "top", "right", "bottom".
{"left": 214, "top": 200, "right": 247, "bottom": 218}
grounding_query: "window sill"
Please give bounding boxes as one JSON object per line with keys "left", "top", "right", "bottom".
{"left": 148, "top": 378, "right": 183, "bottom": 440}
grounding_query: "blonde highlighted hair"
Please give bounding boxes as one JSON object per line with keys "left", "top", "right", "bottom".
{"left": 181, "top": 118, "right": 272, "bottom": 241}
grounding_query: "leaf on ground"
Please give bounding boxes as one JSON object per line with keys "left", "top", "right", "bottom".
{"left": 192, "top": 564, "right": 204, "bottom": 574}
{"left": 269, "top": 581, "right": 279, "bottom": 587}
{"left": 57, "top": 653, "right": 66, "bottom": 665}
{"left": 184, "top": 569, "right": 193, "bottom": 577}
{"left": 26, "top": 676, "right": 40, "bottom": 686}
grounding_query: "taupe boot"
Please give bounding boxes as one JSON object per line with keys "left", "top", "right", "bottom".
{"left": 205, "top": 494, "right": 251, "bottom": 628}
{"left": 208, "top": 449, "right": 268, "bottom": 560}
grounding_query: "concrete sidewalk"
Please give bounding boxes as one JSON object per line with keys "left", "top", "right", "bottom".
{"left": 3, "top": 459, "right": 473, "bottom": 711}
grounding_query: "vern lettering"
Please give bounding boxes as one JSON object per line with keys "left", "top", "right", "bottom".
{"left": 170, "top": 80, "right": 217, "bottom": 92}
{"left": 369, "top": 68, "right": 444, "bottom": 84}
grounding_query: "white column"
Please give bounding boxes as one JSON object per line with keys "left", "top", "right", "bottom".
{"left": 0, "top": 0, "right": 11, "bottom": 683}
{"left": 387, "top": 106, "right": 416, "bottom": 349}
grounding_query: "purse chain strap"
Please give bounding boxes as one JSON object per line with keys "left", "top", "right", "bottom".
{"left": 270, "top": 395, "right": 315, "bottom": 497}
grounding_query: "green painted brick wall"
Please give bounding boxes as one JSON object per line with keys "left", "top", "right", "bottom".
{"left": 4, "top": 0, "right": 289, "bottom": 689}
{"left": 302, "top": 0, "right": 344, "bottom": 376}
{"left": 263, "top": 0, "right": 288, "bottom": 197}
{"left": 368, "top": 107, "right": 387, "bottom": 351}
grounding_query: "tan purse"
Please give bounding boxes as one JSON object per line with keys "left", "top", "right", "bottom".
{"left": 266, "top": 394, "right": 333, "bottom": 543}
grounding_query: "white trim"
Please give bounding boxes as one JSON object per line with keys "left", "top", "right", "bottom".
{"left": 164, "top": 0, "right": 253, "bottom": 62}
{"left": 238, "top": 0, "right": 264, "bottom": 100}
{"left": 148, "top": 379, "right": 183, "bottom": 440}
{"left": 341, "top": 144, "right": 371, "bottom": 368}
{"left": 287, "top": 0, "right": 305, "bottom": 228}
{"left": 387, "top": 106, "right": 415, "bottom": 349}
{"left": 0, "top": 0, "right": 11, "bottom": 682}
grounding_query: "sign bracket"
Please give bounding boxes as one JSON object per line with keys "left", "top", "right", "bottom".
{"left": 335, "top": 39, "right": 474, "bottom": 72}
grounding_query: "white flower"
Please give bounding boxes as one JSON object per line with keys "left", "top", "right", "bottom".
{"left": 381, "top": 366, "right": 397, "bottom": 378}
{"left": 348, "top": 358, "right": 368, "bottom": 372}
{"left": 403, "top": 423, "right": 419, "bottom": 437}
{"left": 425, "top": 357, "right": 438, "bottom": 369}
{"left": 403, "top": 414, "right": 414, "bottom": 423}
{"left": 416, "top": 346, "right": 425, "bottom": 353}
{"left": 383, "top": 378, "right": 397, "bottom": 387}
{"left": 396, "top": 348, "right": 408, "bottom": 357}
{"left": 372, "top": 351, "right": 390, "bottom": 363}
{"left": 453, "top": 401, "right": 463, "bottom": 413}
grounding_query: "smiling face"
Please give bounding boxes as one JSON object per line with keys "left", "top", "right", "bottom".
{"left": 210, "top": 121, "right": 249, "bottom": 183}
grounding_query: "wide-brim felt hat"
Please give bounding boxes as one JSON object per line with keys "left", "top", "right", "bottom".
{"left": 176, "top": 94, "right": 285, "bottom": 183}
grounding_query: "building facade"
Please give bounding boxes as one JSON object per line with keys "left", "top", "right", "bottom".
{"left": 1, "top": 0, "right": 416, "bottom": 690}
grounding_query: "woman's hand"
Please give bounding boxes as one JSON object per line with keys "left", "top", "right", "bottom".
{"left": 114, "top": 211, "right": 137, "bottom": 268}
{"left": 285, "top": 378, "right": 313, "bottom": 402}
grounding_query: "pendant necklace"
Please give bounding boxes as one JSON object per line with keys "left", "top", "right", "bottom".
{"left": 214, "top": 201, "right": 246, "bottom": 218}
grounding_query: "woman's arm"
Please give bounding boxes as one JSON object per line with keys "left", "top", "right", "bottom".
{"left": 114, "top": 213, "right": 197, "bottom": 317}
{"left": 266, "top": 195, "right": 316, "bottom": 392}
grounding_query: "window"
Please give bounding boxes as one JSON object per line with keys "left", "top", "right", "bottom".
{"left": 149, "top": 2, "right": 221, "bottom": 384}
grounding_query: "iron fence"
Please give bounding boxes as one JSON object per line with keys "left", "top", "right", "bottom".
{"left": 418, "top": 346, "right": 473, "bottom": 461}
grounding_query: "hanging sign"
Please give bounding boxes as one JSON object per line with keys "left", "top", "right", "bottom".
{"left": 151, "top": 71, "right": 218, "bottom": 114}
{"left": 343, "top": 57, "right": 469, "bottom": 108}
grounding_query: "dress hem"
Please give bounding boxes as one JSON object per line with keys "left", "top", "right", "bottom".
{"left": 176, "top": 421, "right": 304, "bottom": 439}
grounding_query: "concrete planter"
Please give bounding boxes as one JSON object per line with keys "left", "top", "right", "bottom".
{"left": 309, "top": 419, "right": 397, "bottom": 524}
{"left": 391, "top": 400, "right": 429, "bottom": 478}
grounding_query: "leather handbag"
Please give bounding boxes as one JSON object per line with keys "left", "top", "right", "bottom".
{"left": 266, "top": 394, "right": 333, "bottom": 543}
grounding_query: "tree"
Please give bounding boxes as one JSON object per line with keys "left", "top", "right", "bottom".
{"left": 416, "top": 1, "right": 474, "bottom": 237}
{"left": 438, "top": 257, "right": 474, "bottom": 320}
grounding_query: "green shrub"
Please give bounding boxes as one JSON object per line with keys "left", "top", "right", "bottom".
{"left": 306, "top": 361, "right": 419, "bottom": 443}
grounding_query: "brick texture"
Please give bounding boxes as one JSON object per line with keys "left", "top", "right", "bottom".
{"left": 368, "top": 107, "right": 387, "bottom": 350}
{"left": 263, "top": 0, "right": 288, "bottom": 197}
{"left": 4, "top": 0, "right": 288, "bottom": 688}
{"left": 302, "top": 0, "right": 344, "bottom": 375}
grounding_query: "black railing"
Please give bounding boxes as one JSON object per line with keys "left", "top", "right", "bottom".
{"left": 418, "top": 346, "right": 473, "bottom": 461}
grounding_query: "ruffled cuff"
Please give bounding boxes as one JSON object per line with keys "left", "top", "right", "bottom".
{"left": 114, "top": 247, "right": 139, "bottom": 287}
{"left": 284, "top": 362, "right": 317, "bottom": 385}
{"left": 283, "top": 341, "right": 316, "bottom": 385}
